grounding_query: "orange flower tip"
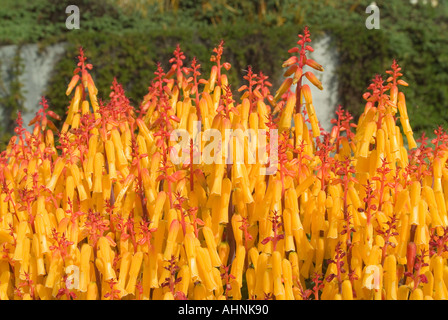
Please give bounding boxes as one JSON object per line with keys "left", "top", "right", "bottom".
{"left": 292, "top": 68, "right": 303, "bottom": 84}
{"left": 282, "top": 56, "right": 298, "bottom": 68}
{"left": 165, "top": 67, "right": 176, "bottom": 79}
{"left": 253, "top": 89, "right": 263, "bottom": 100}
{"left": 274, "top": 78, "right": 293, "bottom": 101}
{"left": 397, "top": 80, "right": 409, "bottom": 87}
{"left": 301, "top": 85, "right": 313, "bottom": 104}
{"left": 66, "top": 74, "right": 80, "bottom": 96}
{"left": 288, "top": 47, "right": 299, "bottom": 54}
{"left": 305, "top": 45, "right": 314, "bottom": 52}
{"left": 47, "top": 110, "right": 61, "bottom": 121}
{"left": 170, "top": 219, "right": 180, "bottom": 231}
{"left": 172, "top": 170, "right": 187, "bottom": 181}
{"left": 284, "top": 65, "right": 299, "bottom": 77}
{"left": 267, "top": 95, "right": 277, "bottom": 107}
{"left": 304, "top": 72, "right": 323, "bottom": 90}
{"left": 386, "top": 100, "right": 396, "bottom": 107}
{"left": 241, "top": 91, "right": 249, "bottom": 100}
{"left": 305, "top": 59, "right": 324, "bottom": 72}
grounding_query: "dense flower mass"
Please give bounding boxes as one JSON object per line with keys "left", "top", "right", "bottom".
{"left": 0, "top": 27, "right": 447, "bottom": 300}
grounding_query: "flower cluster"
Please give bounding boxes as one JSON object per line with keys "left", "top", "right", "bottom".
{"left": 0, "top": 27, "right": 448, "bottom": 300}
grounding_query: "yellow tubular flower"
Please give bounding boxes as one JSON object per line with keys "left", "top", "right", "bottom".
{"left": 211, "top": 267, "right": 223, "bottom": 299}
{"left": 45, "top": 255, "right": 63, "bottom": 289}
{"left": 410, "top": 288, "right": 424, "bottom": 300}
{"left": 92, "top": 152, "right": 104, "bottom": 194}
{"left": 143, "top": 247, "right": 159, "bottom": 295}
{"left": 176, "top": 264, "right": 191, "bottom": 298}
{"left": 116, "top": 251, "right": 132, "bottom": 296}
{"left": 245, "top": 267, "right": 256, "bottom": 299}
{"left": 385, "top": 114, "right": 399, "bottom": 156}
{"left": 32, "top": 234, "right": 45, "bottom": 276}
{"left": 151, "top": 191, "right": 166, "bottom": 229}
{"left": 410, "top": 181, "right": 421, "bottom": 226}
{"left": 163, "top": 219, "right": 180, "bottom": 261}
{"left": 0, "top": 261, "right": 10, "bottom": 300}
{"left": 86, "top": 282, "right": 98, "bottom": 300}
{"left": 342, "top": 280, "right": 353, "bottom": 300}
{"left": 279, "top": 94, "right": 296, "bottom": 132}
{"left": 282, "top": 258, "right": 294, "bottom": 300}
{"left": 184, "top": 232, "right": 199, "bottom": 281}
{"left": 81, "top": 100, "right": 90, "bottom": 115}
{"left": 212, "top": 86, "right": 221, "bottom": 113}
{"left": 97, "top": 237, "right": 116, "bottom": 281}
{"left": 46, "top": 157, "right": 66, "bottom": 192}
{"left": 271, "top": 251, "right": 285, "bottom": 298}
{"left": 218, "top": 178, "right": 232, "bottom": 224}
{"left": 314, "top": 236, "right": 325, "bottom": 275}
{"left": 71, "top": 164, "right": 88, "bottom": 202}
{"left": 125, "top": 251, "right": 143, "bottom": 296}
{"left": 86, "top": 134, "right": 98, "bottom": 177}
{"left": 274, "top": 78, "right": 293, "bottom": 101}
{"left": 79, "top": 243, "right": 92, "bottom": 293}
{"left": 196, "top": 247, "right": 217, "bottom": 292}
{"left": 64, "top": 84, "right": 82, "bottom": 129}
{"left": 162, "top": 291, "right": 174, "bottom": 300}
{"left": 433, "top": 157, "right": 444, "bottom": 193}
{"left": 435, "top": 191, "right": 447, "bottom": 226}
{"left": 384, "top": 255, "right": 398, "bottom": 300}
{"left": 111, "top": 129, "right": 128, "bottom": 167}
{"left": 397, "top": 92, "right": 417, "bottom": 149}
{"left": 253, "top": 253, "right": 268, "bottom": 299}
{"left": 210, "top": 163, "right": 224, "bottom": 197}
{"left": 230, "top": 245, "right": 246, "bottom": 289}
{"left": 262, "top": 268, "right": 273, "bottom": 299}
{"left": 202, "top": 226, "right": 222, "bottom": 267}
{"left": 66, "top": 74, "right": 79, "bottom": 96}
{"left": 217, "top": 241, "right": 230, "bottom": 267}
{"left": 105, "top": 140, "right": 117, "bottom": 181}
{"left": 433, "top": 256, "right": 448, "bottom": 299}
{"left": 13, "top": 221, "right": 30, "bottom": 262}
{"left": 136, "top": 119, "right": 154, "bottom": 147}
{"left": 422, "top": 186, "right": 443, "bottom": 227}
{"left": 443, "top": 265, "right": 448, "bottom": 290}
{"left": 282, "top": 208, "right": 295, "bottom": 252}
{"left": 193, "top": 283, "right": 207, "bottom": 300}
{"left": 397, "top": 285, "right": 410, "bottom": 300}
{"left": 415, "top": 201, "right": 429, "bottom": 245}
{"left": 422, "top": 270, "right": 434, "bottom": 297}
{"left": 359, "top": 121, "right": 376, "bottom": 158}
{"left": 231, "top": 214, "right": 243, "bottom": 248}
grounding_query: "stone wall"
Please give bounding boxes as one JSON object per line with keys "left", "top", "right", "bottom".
{"left": 0, "top": 43, "right": 66, "bottom": 130}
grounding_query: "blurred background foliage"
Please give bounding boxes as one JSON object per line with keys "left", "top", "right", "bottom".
{"left": 0, "top": 0, "right": 447, "bottom": 144}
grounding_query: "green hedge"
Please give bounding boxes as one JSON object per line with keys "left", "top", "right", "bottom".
{"left": 45, "top": 24, "right": 299, "bottom": 129}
